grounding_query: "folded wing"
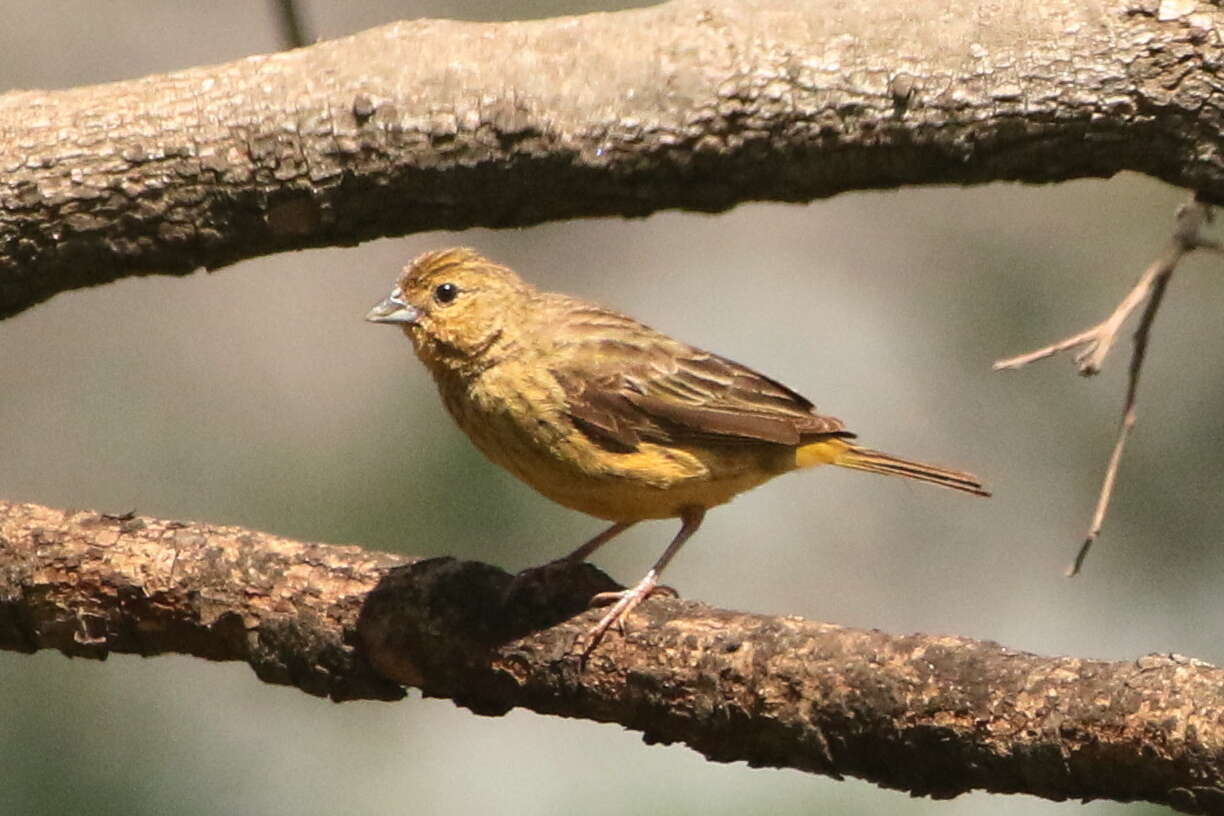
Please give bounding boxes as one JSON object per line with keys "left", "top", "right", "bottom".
{"left": 547, "top": 310, "right": 851, "bottom": 451}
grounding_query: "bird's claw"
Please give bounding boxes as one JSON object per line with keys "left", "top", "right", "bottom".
{"left": 573, "top": 579, "right": 679, "bottom": 657}
{"left": 587, "top": 584, "right": 678, "bottom": 608}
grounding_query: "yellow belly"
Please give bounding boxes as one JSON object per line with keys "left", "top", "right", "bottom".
{"left": 438, "top": 370, "right": 795, "bottom": 522}
{"left": 495, "top": 437, "right": 788, "bottom": 521}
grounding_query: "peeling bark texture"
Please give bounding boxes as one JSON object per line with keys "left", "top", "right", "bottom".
{"left": 0, "top": 500, "right": 409, "bottom": 702}
{"left": 3, "top": 0, "right": 1224, "bottom": 318}
{"left": 3, "top": 501, "right": 1224, "bottom": 813}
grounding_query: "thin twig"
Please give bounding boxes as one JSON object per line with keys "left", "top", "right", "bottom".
{"left": 271, "top": 0, "right": 311, "bottom": 49}
{"left": 994, "top": 195, "right": 1218, "bottom": 576}
{"left": 1068, "top": 261, "right": 1173, "bottom": 575}
{"left": 992, "top": 263, "right": 1164, "bottom": 375}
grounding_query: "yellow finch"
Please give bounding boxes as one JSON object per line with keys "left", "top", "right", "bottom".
{"left": 367, "top": 248, "right": 988, "bottom": 649}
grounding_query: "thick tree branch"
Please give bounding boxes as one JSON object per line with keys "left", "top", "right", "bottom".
{"left": 3, "top": 500, "right": 1223, "bottom": 813}
{"left": 3, "top": 0, "right": 1224, "bottom": 318}
{"left": 0, "top": 501, "right": 409, "bottom": 701}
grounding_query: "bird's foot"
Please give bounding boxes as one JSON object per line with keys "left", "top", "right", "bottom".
{"left": 587, "top": 584, "right": 678, "bottom": 609}
{"left": 573, "top": 572, "right": 677, "bottom": 657}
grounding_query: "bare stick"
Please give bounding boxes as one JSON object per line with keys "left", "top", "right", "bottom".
{"left": 1068, "top": 262, "right": 1173, "bottom": 575}
{"left": 271, "top": 0, "right": 311, "bottom": 49}
{"left": 993, "top": 261, "right": 1165, "bottom": 375}
{"left": 994, "top": 196, "right": 1217, "bottom": 575}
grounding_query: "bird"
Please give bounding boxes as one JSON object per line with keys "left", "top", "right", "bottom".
{"left": 366, "top": 247, "right": 989, "bottom": 651}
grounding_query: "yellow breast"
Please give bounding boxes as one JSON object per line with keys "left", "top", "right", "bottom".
{"left": 434, "top": 364, "right": 792, "bottom": 522}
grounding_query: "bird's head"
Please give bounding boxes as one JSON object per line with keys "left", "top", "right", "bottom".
{"left": 366, "top": 247, "right": 533, "bottom": 372}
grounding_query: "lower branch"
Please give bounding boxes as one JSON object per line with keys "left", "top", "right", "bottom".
{"left": 2, "top": 500, "right": 1223, "bottom": 813}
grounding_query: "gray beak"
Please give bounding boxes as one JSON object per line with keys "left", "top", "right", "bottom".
{"left": 365, "top": 290, "right": 421, "bottom": 325}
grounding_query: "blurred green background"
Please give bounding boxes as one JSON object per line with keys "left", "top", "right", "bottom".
{"left": 2, "top": 3, "right": 1218, "bottom": 815}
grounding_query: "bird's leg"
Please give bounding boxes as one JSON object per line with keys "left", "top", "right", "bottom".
{"left": 563, "top": 521, "right": 635, "bottom": 563}
{"left": 579, "top": 506, "right": 705, "bottom": 655}
{"left": 502, "top": 521, "right": 636, "bottom": 606}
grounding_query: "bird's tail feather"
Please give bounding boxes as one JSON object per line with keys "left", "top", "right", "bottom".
{"left": 796, "top": 439, "right": 989, "bottom": 497}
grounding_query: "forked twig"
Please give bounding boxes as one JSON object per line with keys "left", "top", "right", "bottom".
{"left": 1068, "top": 265, "right": 1172, "bottom": 575}
{"left": 994, "top": 195, "right": 1221, "bottom": 575}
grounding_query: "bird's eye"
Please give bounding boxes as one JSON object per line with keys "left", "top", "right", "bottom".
{"left": 433, "top": 283, "right": 459, "bottom": 304}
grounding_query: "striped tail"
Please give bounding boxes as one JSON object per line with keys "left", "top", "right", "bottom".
{"left": 796, "top": 439, "right": 990, "bottom": 497}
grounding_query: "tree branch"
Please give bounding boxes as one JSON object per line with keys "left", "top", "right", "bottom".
{"left": 3, "top": 499, "right": 1223, "bottom": 813}
{"left": 3, "top": 0, "right": 1224, "bottom": 319}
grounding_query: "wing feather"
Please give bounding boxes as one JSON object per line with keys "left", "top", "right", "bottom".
{"left": 546, "top": 305, "right": 851, "bottom": 451}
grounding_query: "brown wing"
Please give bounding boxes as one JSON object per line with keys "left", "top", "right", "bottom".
{"left": 546, "top": 305, "right": 851, "bottom": 451}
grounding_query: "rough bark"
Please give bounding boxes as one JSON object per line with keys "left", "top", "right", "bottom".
{"left": 3, "top": 0, "right": 1224, "bottom": 318}
{"left": 3, "top": 500, "right": 1223, "bottom": 814}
